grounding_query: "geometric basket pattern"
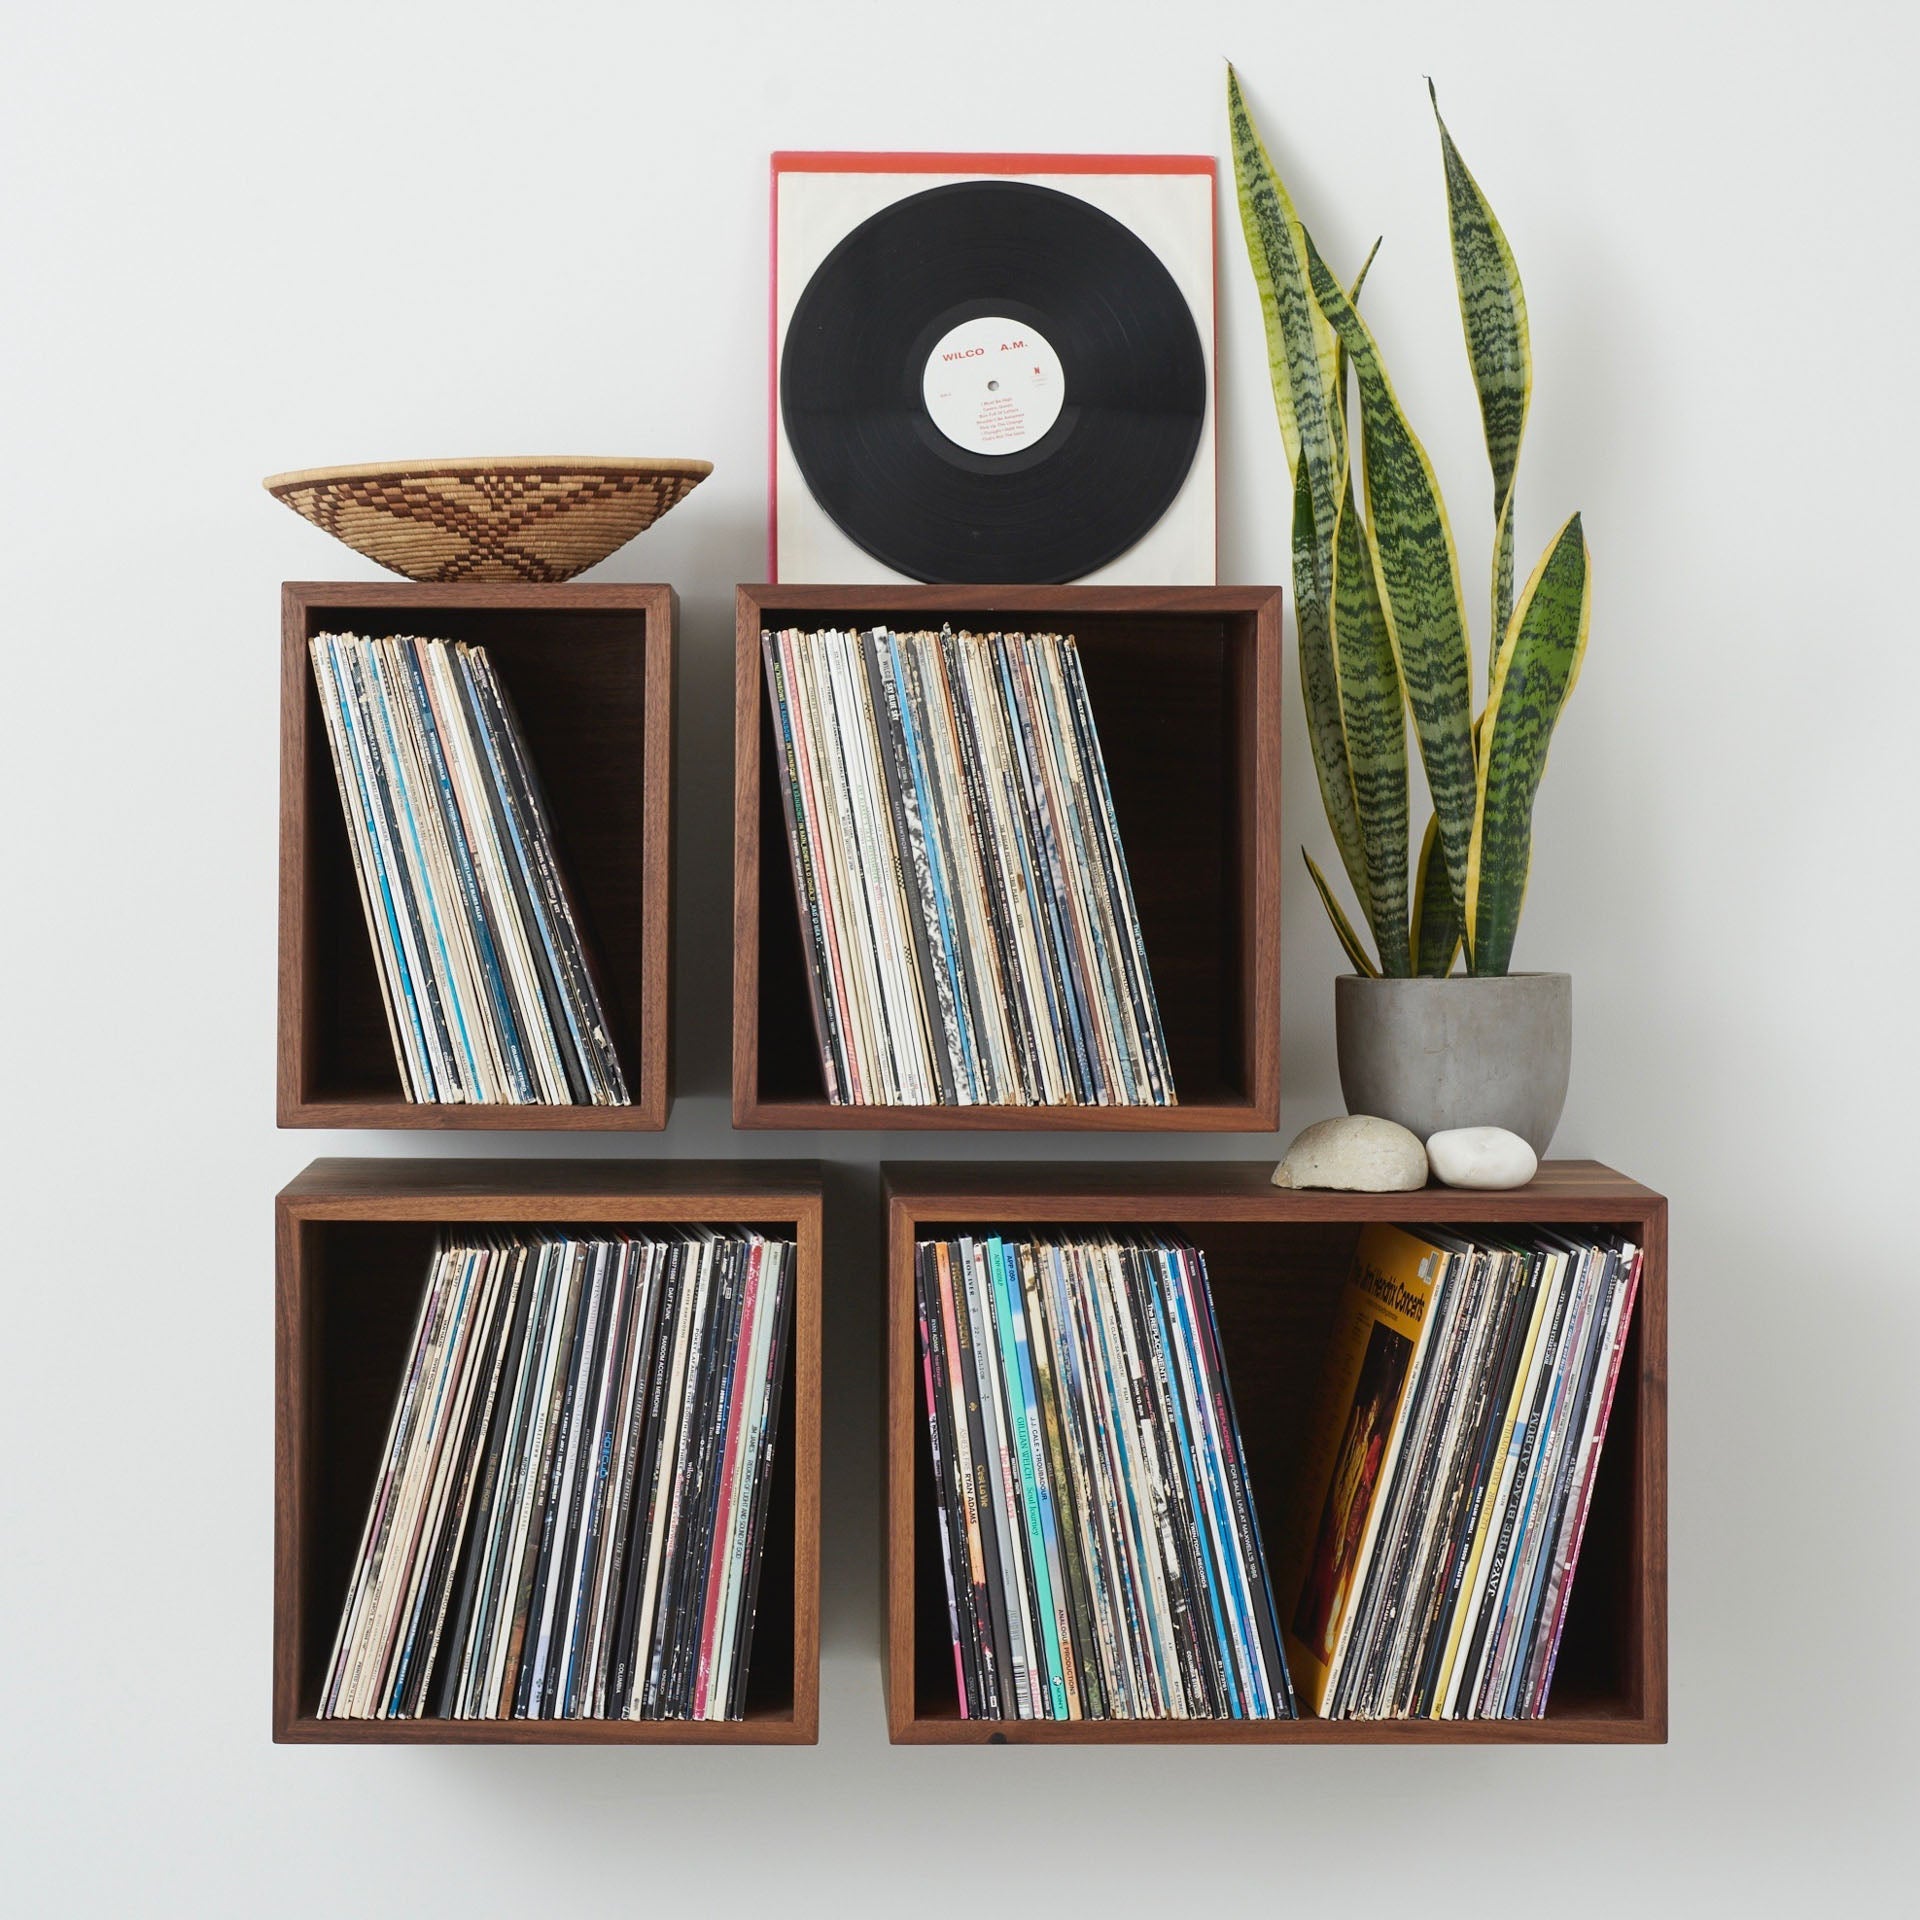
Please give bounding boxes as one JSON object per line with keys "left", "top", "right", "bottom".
{"left": 265, "top": 457, "right": 712, "bottom": 583}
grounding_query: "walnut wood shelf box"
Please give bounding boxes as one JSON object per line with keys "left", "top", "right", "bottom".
{"left": 733, "top": 584, "right": 1281, "bottom": 1131}
{"left": 278, "top": 582, "right": 675, "bottom": 1130}
{"left": 882, "top": 1160, "right": 1667, "bottom": 1745}
{"left": 274, "top": 1158, "right": 822, "bottom": 1744}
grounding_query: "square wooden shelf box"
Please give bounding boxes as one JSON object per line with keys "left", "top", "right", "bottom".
{"left": 274, "top": 1159, "right": 822, "bottom": 1744}
{"left": 278, "top": 582, "right": 675, "bottom": 1129}
{"left": 733, "top": 584, "right": 1281, "bottom": 1130}
{"left": 882, "top": 1160, "right": 1667, "bottom": 1745}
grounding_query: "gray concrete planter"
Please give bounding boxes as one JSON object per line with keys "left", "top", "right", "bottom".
{"left": 1334, "top": 972, "right": 1572, "bottom": 1156}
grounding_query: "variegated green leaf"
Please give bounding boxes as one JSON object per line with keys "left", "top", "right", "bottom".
{"left": 1332, "top": 477, "right": 1408, "bottom": 973}
{"left": 1409, "top": 810, "right": 1462, "bottom": 976}
{"left": 1303, "top": 848, "right": 1380, "bottom": 977}
{"left": 1467, "top": 513, "right": 1590, "bottom": 974}
{"left": 1432, "top": 82, "right": 1532, "bottom": 674}
{"left": 1307, "top": 243, "right": 1479, "bottom": 949}
{"left": 1228, "top": 66, "right": 1344, "bottom": 598}
{"left": 1335, "top": 237, "right": 1383, "bottom": 440}
{"left": 1294, "top": 459, "right": 1372, "bottom": 935}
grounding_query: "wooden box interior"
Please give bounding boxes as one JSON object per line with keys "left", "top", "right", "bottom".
{"left": 286, "top": 1214, "right": 800, "bottom": 1736}
{"left": 883, "top": 1162, "right": 1664, "bottom": 1744}
{"left": 739, "top": 588, "right": 1274, "bottom": 1127}
{"left": 285, "top": 592, "right": 661, "bottom": 1125}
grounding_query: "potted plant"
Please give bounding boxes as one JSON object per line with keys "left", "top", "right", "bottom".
{"left": 1228, "top": 70, "right": 1592, "bottom": 1155}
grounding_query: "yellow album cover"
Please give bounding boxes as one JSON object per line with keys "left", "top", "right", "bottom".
{"left": 1279, "top": 1223, "right": 1447, "bottom": 1715}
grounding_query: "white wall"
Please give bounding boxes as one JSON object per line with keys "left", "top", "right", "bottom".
{"left": 3, "top": 1, "right": 1913, "bottom": 1911}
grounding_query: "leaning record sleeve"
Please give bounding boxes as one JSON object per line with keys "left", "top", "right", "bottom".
{"left": 670, "top": 1240, "right": 749, "bottom": 1715}
{"left": 491, "top": 1243, "right": 586, "bottom": 1714}
{"left": 332, "top": 637, "right": 467, "bottom": 1099}
{"left": 962, "top": 1236, "right": 1038, "bottom": 1715}
{"left": 439, "top": 644, "right": 590, "bottom": 1104}
{"left": 914, "top": 1244, "right": 972, "bottom": 1713}
{"left": 309, "top": 637, "right": 430, "bottom": 1097}
{"left": 1525, "top": 1242, "right": 1642, "bottom": 1715}
{"left": 1143, "top": 1245, "right": 1245, "bottom": 1715}
{"left": 346, "top": 1244, "right": 482, "bottom": 1716}
{"left": 762, "top": 634, "right": 845, "bottom": 1099}
{"left": 516, "top": 1241, "right": 606, "bottom": 1714}
{"left": 318, "top": 1242, "right": 455, "bottom": 1715}
{"left": 607, "top": 1240, "right": 689, "bottom": 1717}
{"left": 558, "top": 1242, "right": 638, "bottom": 1713}
{"left": 435, "top": 1244, "right": 536, "bottom": 1715}
{"left": 865, "top": 633, "right": 962, "bottom": 1102}
{"left": 364, "top": 639, "right": 505, "bottom": 1101}
{"left": 397, "top": 639, "right": 541, "bottom": 1102}
{"left": 706, "top": 1241, "right": 789, "bottom": 1716}
{"left": 404, "top": 1246, "right": 521, "bottom": 1716}
{"left": 463, "top": 646, "right": 630, "bottom": 1103}
{"left": 941, "top": 1239, "right": 1013, "bottom": 1716}
{"left": 640, "top": 1236, "right": 719, "bottom": 1716}
{"left": 726, "top": 1243, "right": 797, "bottom": 1720}
{"left": 375, "top": 1245, "right": 499, "bottom": 1715}
{"left": 462, "top": 1241, "right": 562, "bottom": 1714}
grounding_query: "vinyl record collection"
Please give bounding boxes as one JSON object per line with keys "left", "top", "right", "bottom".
{"left": 914, "top": 1232, "right": 1293, "bottom": 1720}
{"left": 310, "top": 632, "right": 629, "bottom": 1105}
{"left": 763, "top": 625, "right": 1174, "bottom": 1106}
{"left": 1282, "top": 1223, "right": 1643, "bottom": 1720}
{"left": 319, "top": 1229, "right": 793, "bottom": 1722}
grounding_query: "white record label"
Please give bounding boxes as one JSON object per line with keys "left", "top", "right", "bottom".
{"left": 921, "top": 315, "right": 1066, "bottom": 456}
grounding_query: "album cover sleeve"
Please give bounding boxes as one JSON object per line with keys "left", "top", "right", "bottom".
{"left": 1525, "top": 1243, "right": 1642, "bottom": 1715}
{"left": 727, "top": 1246, "right": 796, "bottom": 1720}
{"left": 1278, "top": 1224, "right": 1447, "bottom": 1715}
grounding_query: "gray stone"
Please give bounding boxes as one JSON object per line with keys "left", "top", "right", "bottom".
{"left": 1426, "top": 1125, "right": 1538, "bottom": 1190}
{"left": 1271, "top": 1115, "right": 1428, "bottom": 1192}
{"left": 1334, "top": 972, "right": 1572, "bottom": 1156}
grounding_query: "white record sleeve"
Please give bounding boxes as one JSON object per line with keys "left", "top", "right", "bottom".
{"left": 772, "top": 157, "right": 1216, "bottom": 586}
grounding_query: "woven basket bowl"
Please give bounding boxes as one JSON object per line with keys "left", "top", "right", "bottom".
{"left": 263, "top": 456, "right": 713, "bottom": 583}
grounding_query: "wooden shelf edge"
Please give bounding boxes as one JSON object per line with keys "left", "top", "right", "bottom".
{"left": 886, "top": 1711, "right": 1664, "bottom": 1747}
{"left": 277, "top": 1157, "right": 827, "bottom": 1206}
{"left": 732, "top": 1099, "right": 1279, "bottom": 1133}
{"left": 880, "top": 1158, "right": 1665, "bottom": 1214}
{"left": 283, "top": 581, "right": 678, "bottom": 612}
{"left": 274, "top": 1712, "right": 815, "bottom": 1746}
{"left": 278, "top": 1100, "right": 672, "bottom": 1131}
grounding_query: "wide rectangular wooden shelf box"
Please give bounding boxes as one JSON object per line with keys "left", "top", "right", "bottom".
{"left": 278, "top": 582, "right": 675, "bottom": 1129}
{"left": 274, "top": 1158, "right": 822, "bottom": 1743}
{"left": 882, "top": 1160, "right": 1667, "bottom": 1744}
{"left": 734, "top": 584, "right": 1281, "bottom": 1130}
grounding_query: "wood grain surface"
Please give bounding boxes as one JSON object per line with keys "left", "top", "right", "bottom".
{"left": 880, "top": 1159, "right": 1666, "bottom": 1744}
{"left": 274, "top": 1158, "right": 823, "bottom": 1745}
{"left": 733, "top": 584, "right": 1282, "bottom": 1129}
{"left": 277, "top": 582, "right": 675, "bottom": 1129}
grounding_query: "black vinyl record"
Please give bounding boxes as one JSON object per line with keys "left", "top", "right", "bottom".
{"left": 780, "top": 180, "right": 1206, "bottom": 583}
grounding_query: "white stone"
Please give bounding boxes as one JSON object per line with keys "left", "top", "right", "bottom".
{"left": 1425, "top": 1125, "right": 1538, "bottom": 1190}
{"left": 1271, "top": 1115, "right": 1428, "bottom": 1192}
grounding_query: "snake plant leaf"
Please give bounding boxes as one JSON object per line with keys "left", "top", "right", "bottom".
{"left": 1467, "top": 512, "right": 1591, "bottom": 974}
{"left": 1409, "top": 810, "right": 1463, "bottom": 975}
{"left": 1431, "top": 81, "right": 1532, "bottom": 673}
{"left": 1294, "top": 459, "right": 1372, "bottom": 934}
{"left": 1332, "top": 476, "right": 1409, "bottom": 972}
{"left": 1303, "top": 848, "right": 1380, "bottom": 977}
{"left": 1335, "top": 237, "right": 1383, "bottom": 439}
{"left": 1228, "top": 65, "right": 1344, "bottom": 596}
{"left": 1491, "top": 493, "right": 1518, "bottom": 689}
{"left": 1307, "top": 243, "right": 1479, "bottom": 948}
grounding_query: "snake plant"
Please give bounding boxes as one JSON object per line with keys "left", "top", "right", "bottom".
{"left": 1229, "top": 69, "right": 1591, "bottom": 978}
